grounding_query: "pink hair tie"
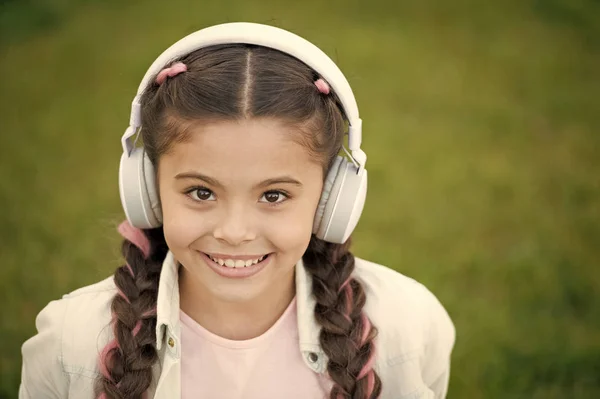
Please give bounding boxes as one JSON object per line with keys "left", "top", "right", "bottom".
{"left": 117, "top": 220, "right": 150, "bottom": 259}
{"left": 156, "top": 62, "right": 188, "bottom": 85}
{"left": 314, "top": 78, "right": 330, "bottom": 95}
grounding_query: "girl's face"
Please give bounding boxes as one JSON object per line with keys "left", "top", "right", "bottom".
{"left": 157, "top": 118, "right": 324, "bottom": 303}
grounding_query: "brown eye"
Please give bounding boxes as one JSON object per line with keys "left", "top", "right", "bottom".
{"left": 260, "top": 191, "right": 288, "bottom": 205}
{"left": 189, "top": 188, "right": 214, "bottom": 201}
{"left": 265, "top": 192, "right": 280, "bottom": 203}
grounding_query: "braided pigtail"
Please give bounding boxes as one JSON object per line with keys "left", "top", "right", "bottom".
{"left": 303, "top": 235, "right": 382, "bottom": 399}
{"left": 95, "top": 221, "right": 169, "bottom": 399}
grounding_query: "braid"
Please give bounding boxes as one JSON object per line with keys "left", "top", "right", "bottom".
{"left": 303, "top": 235, "right": 382, "bottom": 399}
{"left": 95, "top": 221, "right": 169, "bottom": 399}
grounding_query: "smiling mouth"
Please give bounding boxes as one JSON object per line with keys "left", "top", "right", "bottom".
{"left": 203, "top": 253, "right": 271, "bottom": 268}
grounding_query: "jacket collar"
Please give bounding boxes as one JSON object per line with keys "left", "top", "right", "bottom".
{"left": 154, "top": 252, "right": 323, "bottom": 359}
{"left": 155, "top": 252, "right": 180, "bottom": 351}
{"left": 294, "top": 256, "right": 322, "bottom": 354}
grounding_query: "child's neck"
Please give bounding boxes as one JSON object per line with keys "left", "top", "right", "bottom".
{"left": 178, "top": 267, "right": 296, "bottom": 341}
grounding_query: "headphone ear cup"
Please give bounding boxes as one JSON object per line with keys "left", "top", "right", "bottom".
{"left": 313, "top": 156, "right": 343, "bottom": 237}
{"left": 119, "top": 147, "right": 162, "bottom": 229}
{"left": 313, "top": 156, "right": 367, "bottom": 244}
{"left": 141, "top": 149, "right": 163, "bottom": 225}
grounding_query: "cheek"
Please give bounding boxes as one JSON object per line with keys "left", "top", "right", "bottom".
{"left": 163, "top": 217, "right": 196, "bottom": 251}
{"left": 268, "top": 216, "right": 311, "bottom": 247}
{"left": 159, "top": 187, "right": 204, "bottom": 250}
{"left": 267, "top": 196, "right": 320, "bottom": 251}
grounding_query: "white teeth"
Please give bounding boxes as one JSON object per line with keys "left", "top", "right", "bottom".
{"left": 207, "top": 254, "right": 268, "bottom": 268}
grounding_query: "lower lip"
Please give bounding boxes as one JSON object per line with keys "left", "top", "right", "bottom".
{"left": 199, "top": 252, "right": 271, "bottom": 279}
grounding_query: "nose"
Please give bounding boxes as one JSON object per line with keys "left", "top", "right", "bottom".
{"left": 212, "top": 204, "right": 257, "bottom": 246}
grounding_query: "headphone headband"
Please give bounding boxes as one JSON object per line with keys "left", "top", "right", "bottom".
{"left": 121, "top": 22, "right": 366, "bottom": 168}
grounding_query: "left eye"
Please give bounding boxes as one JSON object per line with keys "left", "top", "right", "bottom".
{"left": 260, "top": 191, "right": 287, "bottom": 204}
{"left": 188, "top": 187, "right": 215, "bottom": 201}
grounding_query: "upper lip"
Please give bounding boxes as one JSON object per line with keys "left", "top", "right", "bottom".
{"left": 203, "top": 252, "right": 269, "bottom": 261}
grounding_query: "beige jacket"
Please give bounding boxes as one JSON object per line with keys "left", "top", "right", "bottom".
{"left": 20, "top": 252, "right": 455, "bottom": 398}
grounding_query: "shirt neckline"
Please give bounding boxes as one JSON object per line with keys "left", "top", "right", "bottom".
{"left": 179, "top": 296, "right": 298, "bottom": 349}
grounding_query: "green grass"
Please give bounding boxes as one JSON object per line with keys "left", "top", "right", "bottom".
{"left": 1, "top": 0, "right": 599, "bottom": 397}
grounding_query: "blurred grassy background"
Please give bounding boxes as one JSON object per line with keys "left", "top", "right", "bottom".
{"left": 1, "top": 0, "right": 599, "bottom": 397}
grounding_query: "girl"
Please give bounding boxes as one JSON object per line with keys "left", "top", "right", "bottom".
{"left": 20, "top": 23, "right": 455, "bottom": 399}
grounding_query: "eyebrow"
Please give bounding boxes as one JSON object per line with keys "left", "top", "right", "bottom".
{"left": 174, "top": 172, "right": 303, "bottom": 189}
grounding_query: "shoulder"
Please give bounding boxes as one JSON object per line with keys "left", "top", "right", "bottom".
{"left": 351, "top": 257, "right": 456, "bottom": 397}
{"left": 60, "top": 276, "right": 118, "bottom": 371}
{"left": 352, "top": 257, "right": 455, "bottom": 389}
{"left": 20, "top": 276, "right": 117, "bottom": 397}
{"left": 353, "top": 256, "right": 453, "bottom": 340}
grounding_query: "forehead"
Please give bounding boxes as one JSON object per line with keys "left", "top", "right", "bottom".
{"left": 159, "top": 118, "right": 321, "bottom": 182}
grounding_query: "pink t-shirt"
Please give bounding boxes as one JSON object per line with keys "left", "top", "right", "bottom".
{"left": 180, "top": 297, "right": 333, "bottom": 399}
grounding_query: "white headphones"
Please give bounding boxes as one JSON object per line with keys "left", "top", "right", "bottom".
{"left": 119, "top": 22, "right": 368, "bottom": 244}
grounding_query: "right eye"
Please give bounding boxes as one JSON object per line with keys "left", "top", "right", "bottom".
{"left": 186, "top": 187, "right": 215, "bottom": 202}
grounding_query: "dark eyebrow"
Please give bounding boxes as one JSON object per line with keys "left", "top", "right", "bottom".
{"left": 174, "top": 172, "right": 302, "bottom": 189}
{"left": 175, "top": 172, "right": 222, "bottom": 188}
{"left": 257, "top": 177, "right": 303, "bottom": 188}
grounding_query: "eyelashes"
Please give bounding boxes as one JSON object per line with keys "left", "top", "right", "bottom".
{"left": 184, "top": 186, "right": 291, "bottom": 207}
{"left": 186, "top": 187, "right": 215, "bottom": 202}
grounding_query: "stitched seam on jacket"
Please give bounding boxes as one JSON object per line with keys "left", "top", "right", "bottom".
{"left": 62, "top": 365, "right": 99, "bottom": 379}
{"left": 22, "top": 382, "right": 33, "bottom": 398}
{"left": 61, "top": 299, "right": 69, "bottom": 380}
{"left": 385, "top": 347, "right": 422, "bottom": 366}
{"left": 63, "top": 286, "right": 115, "bottom": 299}
{"left": 397, "top": 386, "right": 428, "bottom": 399}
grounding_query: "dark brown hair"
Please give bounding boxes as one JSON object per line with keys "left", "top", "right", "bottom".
{"left": 96, "top": 44, "right": 381, "bottom": 398}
